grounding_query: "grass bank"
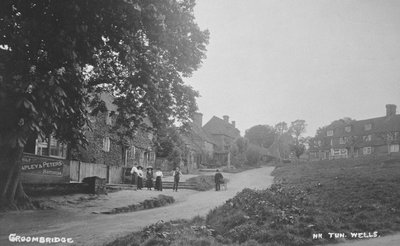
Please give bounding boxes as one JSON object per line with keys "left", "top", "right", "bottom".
{"left": 108, "top": 157, "right": 400, "bottom": 246}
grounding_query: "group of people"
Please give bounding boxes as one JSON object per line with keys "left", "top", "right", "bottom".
{"left": 130, "top": 165, "right": 164, "bottom": 191}
{"left": 130, "top": 165, "right": 183, "bottom": 192}
{"left": 130, "top": 164, "right": 225, "bottom": 192}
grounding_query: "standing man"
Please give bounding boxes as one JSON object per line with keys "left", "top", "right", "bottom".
{"left": 172, "top": 167, "right": 182, "bottom": 192}
{"left": 215, "top": 169, "right": 223, "bottom": 191}
{"left": 130, "top": 163, "right": 138, "bottom": 186}
{"left": 155, "top": 168, "right": 163, "bottom": 191}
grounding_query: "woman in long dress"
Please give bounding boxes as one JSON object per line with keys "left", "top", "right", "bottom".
{"left": 155, "top": 168, "right": 163, "bottom": 191}
{"left": 136, "top": 166, "right": 144, "bottom": 190}
{"left": 146, "top": 167, "right": 154, "bottom": 190}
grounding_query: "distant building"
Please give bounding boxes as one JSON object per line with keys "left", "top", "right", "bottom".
{"left": 309, "top": 104, "right": 400, "bottom": 160}
{"left": 181, "top": 112, "right": 217, "bottom": 171}
{"left": 203, "top": 115, "right": 240, "bottom": 165}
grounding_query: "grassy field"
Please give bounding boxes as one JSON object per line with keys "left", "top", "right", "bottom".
{"left": 107, "top": 156, "right": 400, "bottom": 246}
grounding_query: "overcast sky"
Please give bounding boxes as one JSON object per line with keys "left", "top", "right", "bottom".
{"left": 185, "top": 0, "right": 400, "bottom": 136}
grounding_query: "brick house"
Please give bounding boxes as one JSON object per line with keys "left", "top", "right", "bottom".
{"left": 76, "top": 93, "right": 155, "bottom": 169}
{"left": 309, "top": 104, "right": 400, "bottom": 160}
{"left": 180, "top": 112, "right": 216, "bottom": 171}
{"left": 21, "top": 93, "right": 155, "bottom": 184}
{"left": 203, "top": 115, "right": 241, "bottom": 165}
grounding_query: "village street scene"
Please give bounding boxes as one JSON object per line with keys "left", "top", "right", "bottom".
{"left": 1, "top": 0, "right": 400, "bottom": 246}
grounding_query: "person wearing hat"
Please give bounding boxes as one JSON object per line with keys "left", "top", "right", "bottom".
{"left": 172, "top": 167, "right": 183, "bottom": 192}
{"left": 214, "top": 169, "right": 224, "bottom": 191}
{"left": 136, "top": 166, "right": 144, "bottom": 190}
{"left": 155, "top": 168, "right": 163, "bottom": 191}
{"left": 146, "top": 166, "right": 154, "bottom": 190}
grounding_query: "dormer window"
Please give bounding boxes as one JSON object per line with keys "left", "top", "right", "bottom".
{"left": 363, "top": 135, "right": 372, "bottom": 142}
{"left": 345, "top": 126, "right": 351, "bottom": 133}
{"left": 364, "top": 123, "right": 372, "bottom": 131}
{"left": 327, "top": 130, "right": 333, "bottom": 136}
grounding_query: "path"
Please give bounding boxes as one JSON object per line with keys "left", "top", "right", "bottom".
{"left": 0, "top": 166, "right": 275, "bottom": 246}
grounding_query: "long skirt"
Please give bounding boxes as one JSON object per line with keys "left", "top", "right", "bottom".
{"left": 155, "top": 176, "right": 162, "bottom": 191}
{"left": 137, "top": 177, "right": 143, "bottom": 189}
{"left": 146, "top": 178, "right": 153, "bottom": 189}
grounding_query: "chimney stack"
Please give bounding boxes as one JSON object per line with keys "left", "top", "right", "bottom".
{"left": 232, "top": 121, "right": 236, "bottom": 128}
{"left": 223, "top": 115, "right": 229, "bottom": 123}
{"left": 386, "top": 104, "right": 396, "bottom": 117}
{"left": 193, "top": 112, "right": 203, "bottom": 127}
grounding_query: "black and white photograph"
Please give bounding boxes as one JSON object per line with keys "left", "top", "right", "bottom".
{"left": 1, "top": 0, "right": 400, "bottom": 245}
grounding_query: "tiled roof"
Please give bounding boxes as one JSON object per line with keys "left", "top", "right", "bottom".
{"left": 191, "top": 123, "right": 217, "bottom": 145}
{"left": 326, "top": 114, "right": 400, "bottom": 137}
{"left": 181, "top": 122, "right": 218, "bottom": 152}
{"left": 203, "top": 116, "right": 240, "bottom": 139}
{"left": 310, "top": 114, "right": 400, "bottom": 151}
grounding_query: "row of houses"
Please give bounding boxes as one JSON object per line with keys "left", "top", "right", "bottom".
{"left": 309, "top": 104, "right": 400, "bottom": 160}
{"left": 21, "top": 93, "right": 241, "bottom": 184}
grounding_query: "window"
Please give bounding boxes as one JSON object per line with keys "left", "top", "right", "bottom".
{"left": 345, "top": 126, "right": 351, "bottom": 133}
{"left": 363, "top": 147, "right": 372, "bottom": 155}
{"left": 36, "top": 137, "right": 49, "bottom": 156}
{"left": 36, "top": 136, "right": 67, "bottom": 159}
{"left": 127, "top": 146, "right": 136, "bottom": 159}
{"left": 364, "top": 123, "right": 372, "bottom": 131}
{"left": 105, "top": 112, "right": 112, "bottom": 125}
{"left": 388, "top": 132, "right": 399, "bottom": 141}
{"left": 103, "top": 137, "right": 111, "bottom": 152}
{"left": 363, "top": 135, "right": 372, "bottom": 142}
{"left": 150, "top": 152, "right": 156, "bottom": 162}
{"left": 327, "top": 130, "right": 333, "bottom": 136}
{"left": 390, "top": 144, "right": 399, "bottom": 153}
{"left": 331, "top": 149, "right": 347, "bottom": 158}
{"left": 339, "top": 137, "right": 347, "bottom": 144}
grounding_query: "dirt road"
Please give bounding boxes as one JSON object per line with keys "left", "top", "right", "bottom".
{"left": 0, "top": 166, "right": 275, "bottom": 246}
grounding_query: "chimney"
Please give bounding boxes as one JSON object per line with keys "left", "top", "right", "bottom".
{"left": 223, "top": 115, "right": 229, "bottom": 123}
{"left": 386, "top": 104, "right": 396, "bottom": 117}
{"left": 193, "top": 112, "right": 203, "bottom": 127}
{"left": 231, "top": 121, "right": 236, "bottom": 128}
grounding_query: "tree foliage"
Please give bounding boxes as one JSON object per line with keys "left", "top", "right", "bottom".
{"left": 244, "top": 125, "right": 276, "bottom": 149}
{"left": 273, "top": 121, "right": 292, "bottom": 160}
{"left": 229, "top": 137, "right": 248, "bottom": 168}
{"left": 289, "top": 120, "right": 307, "bottom": 159}
{"left": 0, "top": 0, "right": 209, "bottom": 209}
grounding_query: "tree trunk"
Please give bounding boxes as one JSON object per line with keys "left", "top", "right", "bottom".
{"left": 0, "top": 144, "right": 35, "bottom": 210}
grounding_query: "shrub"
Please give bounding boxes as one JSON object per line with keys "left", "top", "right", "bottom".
{"left": 186, "top": 175, "right": 215, "bottom": 191}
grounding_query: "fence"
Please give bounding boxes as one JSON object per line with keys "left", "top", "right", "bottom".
{"left": 70, "top": 160, "right": 123, "bottom": 184}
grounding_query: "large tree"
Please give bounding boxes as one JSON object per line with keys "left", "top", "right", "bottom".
{"left": 289, "top": 120, "right": 307, "bottom": 159}
{"left": 274, "top": 121, "right": 290, "bottom": 161}
{"left": 244, "top": 125, "right": 276, "bottom": 149}
{"left": 0, "top": 0, "right": 208, "bottom": 209}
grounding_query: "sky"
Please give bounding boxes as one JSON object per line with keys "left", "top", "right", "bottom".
{"left": 185, "top": 0, "right": 400, "bottom": 137}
